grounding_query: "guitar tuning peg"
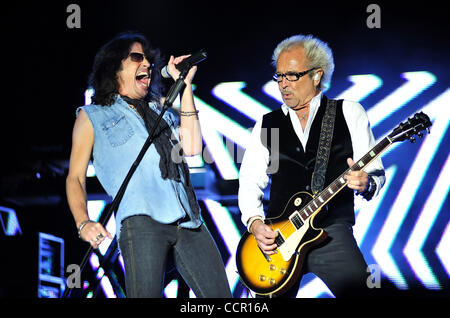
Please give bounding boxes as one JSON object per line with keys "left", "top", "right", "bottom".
{"left": 410, "top": 137, "right": 416, "bottom": 143}
{"left": 418, "top": 132, "right": 423, "bottom": 138}
{"left": 427, "top": 128, "right": 430, "bottom": 134}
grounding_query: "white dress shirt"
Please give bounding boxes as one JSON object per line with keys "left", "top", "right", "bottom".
{"left": 238, "top": 92, "right": 385, "bottom": 226}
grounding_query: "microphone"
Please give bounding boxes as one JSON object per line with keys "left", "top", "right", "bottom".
{"left": 161, "top": 50, "right": 207, "bottom": 78}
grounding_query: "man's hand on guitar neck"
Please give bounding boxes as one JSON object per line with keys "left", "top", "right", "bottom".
{"left": 249, "top": 219, "right": 279, "bottom": 255}
{"left": 344, "top": 158, "right": 369, "bottom": 193}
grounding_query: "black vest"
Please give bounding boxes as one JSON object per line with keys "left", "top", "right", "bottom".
{"left": 261, "top": 95, "right": 355, "bottom": 227}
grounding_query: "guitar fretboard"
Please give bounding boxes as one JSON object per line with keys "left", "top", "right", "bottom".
{"left": 297, "top": 137, "right": 392, "bottom": 221}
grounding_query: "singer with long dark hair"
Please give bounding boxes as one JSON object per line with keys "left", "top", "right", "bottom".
{"left": 66, "top": 32, "right": 231, "bottom": 298}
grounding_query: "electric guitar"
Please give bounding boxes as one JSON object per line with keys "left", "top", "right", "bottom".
{"left": 236, "top": 111, "right": 432, "bottom": 297}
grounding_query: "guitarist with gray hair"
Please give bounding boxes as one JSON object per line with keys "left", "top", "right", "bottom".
{"left": 238, "top": 34, "right": 386, "bottom": 298}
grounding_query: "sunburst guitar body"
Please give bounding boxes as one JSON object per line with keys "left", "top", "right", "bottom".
{"left": 236, "top": 191, "right": 327, "bottom": 297}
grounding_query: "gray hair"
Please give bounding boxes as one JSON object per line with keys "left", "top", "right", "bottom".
{"left": 272, "top": 34, "right": 335, "bottom": 91}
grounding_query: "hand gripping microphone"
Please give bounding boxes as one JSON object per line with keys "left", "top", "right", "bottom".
{"left": 161, "top": 50, "right": 207, "bottom": 78}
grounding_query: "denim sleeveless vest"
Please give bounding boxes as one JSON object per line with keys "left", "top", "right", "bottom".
{"left": 77, "top": 96, "right": 202, "bottom": 238}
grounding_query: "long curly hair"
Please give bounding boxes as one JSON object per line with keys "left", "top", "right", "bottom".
{"left": 88, "top": 31, "right": 164, "bottom": 106}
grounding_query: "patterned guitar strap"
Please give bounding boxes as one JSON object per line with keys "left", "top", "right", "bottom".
{"left": 311, "top": 98, "right": 338, "bottom": 195}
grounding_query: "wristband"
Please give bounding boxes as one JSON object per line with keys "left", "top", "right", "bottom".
{"left": 359, "top": 175, "right": 376, "bottom": 201}
{"left": 77, "top": 220, "right": 93, "bottom": 238}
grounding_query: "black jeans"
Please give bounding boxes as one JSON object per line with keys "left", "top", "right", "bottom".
{"left": 267, "top": 223, "right": 370, "bottom": 298}
{"left": 118, "top": 215, "right": 232, "bottom": 298}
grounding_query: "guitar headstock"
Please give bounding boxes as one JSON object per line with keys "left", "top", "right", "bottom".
{"left": 388, "top": 111, "right": 432, "bottom": 143}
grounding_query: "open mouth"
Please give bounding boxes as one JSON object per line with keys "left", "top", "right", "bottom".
{"left": 136, "top": 71, "right": 150, "bottom": 89}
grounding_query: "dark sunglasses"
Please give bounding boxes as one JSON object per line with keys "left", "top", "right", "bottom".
{"left": 128, "top": 52, "right": 154, "bottom": 67}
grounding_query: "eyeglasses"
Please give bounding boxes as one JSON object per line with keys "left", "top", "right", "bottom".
{"left": 128, "top": 52, "right": 154, "bottom": 67}
{"left": 273, "top": 67, "right": 318, "bottom": 83}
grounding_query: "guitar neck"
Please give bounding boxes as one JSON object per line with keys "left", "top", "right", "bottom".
{"left": 301, "top": 137, "right": 392, "bottom": 219}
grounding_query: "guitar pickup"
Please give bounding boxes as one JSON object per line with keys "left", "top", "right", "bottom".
{"left": 289, "top": 211, "right": 304, "bottom": 229}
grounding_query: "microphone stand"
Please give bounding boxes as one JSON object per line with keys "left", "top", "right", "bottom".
{"left": 62, "top": 68, "right": 189, "bottom": 298}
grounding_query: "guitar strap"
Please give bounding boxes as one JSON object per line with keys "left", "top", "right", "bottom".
{"left": 311, "top": 98, "right": 338, "bottom": 195}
